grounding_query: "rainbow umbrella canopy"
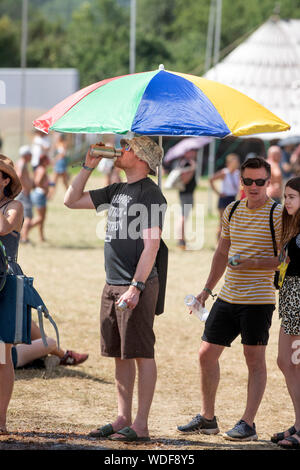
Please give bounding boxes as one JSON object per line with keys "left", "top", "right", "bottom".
{"left": 33, "top": 65, "right": 290, "bottom": 137}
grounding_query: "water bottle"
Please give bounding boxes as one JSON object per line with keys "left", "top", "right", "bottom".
{"left": 116, "top": 299, "right": 128, "bottom": 310}
{"left": 184, "top": 295, "right": 210, "bottom": 322}
{"left": 90, "top": 145, "right": 122, "bottom": 159}
{"left": 228, "top": 254, "right": 241, "bottom": 266}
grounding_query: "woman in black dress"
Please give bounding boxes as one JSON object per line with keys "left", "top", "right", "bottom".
{"left": 0, "top": 154, "right": 23, "bottom": 434}
{"left": 271, "top": 177, "right": 300, "bottom": 449}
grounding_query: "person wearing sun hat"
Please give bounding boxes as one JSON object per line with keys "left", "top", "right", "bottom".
{"left": 0, "top": 155, "right": 22, "bottom": 199}
{"left": 119, "top": 136, "right": 163, "bottom": 176}
{"left": 0, "top": 153, "right": 24, "bottom": 434}
{"left": 64, "top": 135, "right": 167, "bottom": 442}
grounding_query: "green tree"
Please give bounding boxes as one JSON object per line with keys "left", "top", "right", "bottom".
{"left": 0, "top": 15, "right": 20, "bottom": 66}
{"left": 135, "top": 33, "right": 172, "bottom": 72}
{"left": 1, "top": 0, "right": 300, "bottom": 83}
{"left": 0, "top": 0, "right": 22, "bottom": 20}
{"left": 63, "top": 0, "right": 129, "bottom": 86}
{"left": 26, "top": 12, "right": 67, "bottom": 68}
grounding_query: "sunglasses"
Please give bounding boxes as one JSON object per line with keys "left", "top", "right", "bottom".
{"left": 122, "top": 144, "right": 131, "bottom": 152}
{"left": 242, "top": 177, "right": 269, "bottom": 187}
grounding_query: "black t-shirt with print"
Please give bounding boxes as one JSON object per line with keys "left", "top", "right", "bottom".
{"left": 90, "top": 177, "right": 167, "bottom": 284}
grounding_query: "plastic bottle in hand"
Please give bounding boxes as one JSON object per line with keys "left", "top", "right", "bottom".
{"left": 184, "top": 295, "right": 210, "bottom": 322}
{"left": 116, "top": 299, "right": 128, "bottom": 310}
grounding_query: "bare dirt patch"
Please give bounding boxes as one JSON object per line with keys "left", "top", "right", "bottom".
{"left": 1, "top": 179, "right": 290, "bottom": 452}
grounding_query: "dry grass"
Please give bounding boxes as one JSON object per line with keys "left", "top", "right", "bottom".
{"left": 0, "top": 174, "right": 291, "bottom": 451}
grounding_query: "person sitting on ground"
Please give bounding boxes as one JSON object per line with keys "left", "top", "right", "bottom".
{"left": 12, "top": 320, "right": 89, "bottom": 370}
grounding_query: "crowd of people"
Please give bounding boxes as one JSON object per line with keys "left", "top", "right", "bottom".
{"left": 12, "top": 131, "right": 63, "bottom": 243}
{"left": 14, "top": 130, "right": 70, "bottom": 243}
{"left": 12, "top": 131, "right": 124, "bottom": 244}
{"left": 0, "top": 135, "right": 300, "bottom": 450}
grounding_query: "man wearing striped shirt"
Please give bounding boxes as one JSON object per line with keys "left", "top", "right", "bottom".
{"left": 178, "top": 157, "right": 281, "bottom": 441}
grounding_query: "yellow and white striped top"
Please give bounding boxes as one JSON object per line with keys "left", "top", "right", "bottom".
{"left": 219, "top": 198, "right": 282, "bottom": 304}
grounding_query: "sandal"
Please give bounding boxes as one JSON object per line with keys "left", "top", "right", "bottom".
{"left": 88, "top": 423, "right": 114, "bottom": 438}
{"left": 278, "top": 430, "right": 300, "bottom": 449}
{"left": 271, "top": 425, "right": 297, "bottom": 443}
{"left": 109, "top": 426, "right": 150, "bottom": 442}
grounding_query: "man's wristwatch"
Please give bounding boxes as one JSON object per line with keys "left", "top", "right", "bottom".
{"left": 130, "top": 280, "right": 146, "bottom": 292}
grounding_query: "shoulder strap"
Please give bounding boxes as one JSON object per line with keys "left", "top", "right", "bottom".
{"left": 228, "top": 200, "right": 240, "bottom": 222}
{"left": 270, "top": 202, "right": 279, "bottom": 256}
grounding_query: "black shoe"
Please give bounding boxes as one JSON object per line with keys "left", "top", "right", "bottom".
{"left": 177, "top": 414, "right": 219, "bottom": 434}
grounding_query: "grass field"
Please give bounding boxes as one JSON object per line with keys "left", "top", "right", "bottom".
{"left": 0, "top": 173, "right": 291, "bottom": 451}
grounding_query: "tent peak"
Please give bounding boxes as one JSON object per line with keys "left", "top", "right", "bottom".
{"left": 270, "top": 14, "right": 280, "bottom": 24}
{"left": 271, "top": 2, "right": 281, "bottom": 20}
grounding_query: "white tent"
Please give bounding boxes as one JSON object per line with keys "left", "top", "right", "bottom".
{"left": 205, "top": 16, "right": 300, "bottom": 140}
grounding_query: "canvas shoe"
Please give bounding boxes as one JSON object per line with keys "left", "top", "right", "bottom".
{"left": 224, "top": 419, "right": 258, "bottom": 441}
{"left": 177, "top": 414, "right": 219, "bottom": 434}
{"left": 60, "top": 350, "right": 89, "bottom": 366}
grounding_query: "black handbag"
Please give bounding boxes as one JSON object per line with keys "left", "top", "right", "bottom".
{"left": 269, "top": 202, "right": 280, "bottom": 289}
{"left": 154, "top": 239, "right": 168, "bottom": 315}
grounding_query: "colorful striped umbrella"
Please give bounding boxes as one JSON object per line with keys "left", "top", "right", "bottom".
{"left": 33, "top": 65, "right": 290, "bottom": 137}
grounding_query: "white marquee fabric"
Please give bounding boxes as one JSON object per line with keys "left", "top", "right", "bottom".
{"left": 205, "top": 17, "right": 300, "bottom": 140}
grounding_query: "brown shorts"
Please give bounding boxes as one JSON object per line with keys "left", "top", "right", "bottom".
{"left": 100, "top": 277, "right": 159, "bottom": 359}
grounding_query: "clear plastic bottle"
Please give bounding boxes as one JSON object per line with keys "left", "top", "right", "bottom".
{"left": 184, "top": 295, "right": 210, "bottom": 322}
{"left": 228, "top": 254, "right": 241, "bottom": 266}
{"left": 116, "top": 300, "right": 128, "bottom": 310}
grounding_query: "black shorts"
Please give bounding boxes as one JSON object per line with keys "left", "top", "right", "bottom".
{"left": 179, "top": 192, "right": 194, "bottom": 217}
{"left": 218, "top": 195, "right": 236, "bottom": 210}
{"left": 202, "top": 298, "right": 275, "bottom": 347}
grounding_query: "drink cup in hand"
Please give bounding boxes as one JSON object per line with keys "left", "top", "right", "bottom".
{"left": 228, "top": 254, "right": 241, "bottom": 266}
{"left": 116, "top": 299, "right": 128, "bottom": 310}
{"left": 184, "top": 295, "right": 209, "bottom": 322}
{"left": 90, "top": 145, "right": 122, "bottom": 159}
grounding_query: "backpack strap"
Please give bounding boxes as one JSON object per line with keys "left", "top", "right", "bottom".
{"left": 228, "top": 200, "right": 240, "bottom": 222}
{"left": 269, "top": 202, "right": 279, "bottom": 256}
